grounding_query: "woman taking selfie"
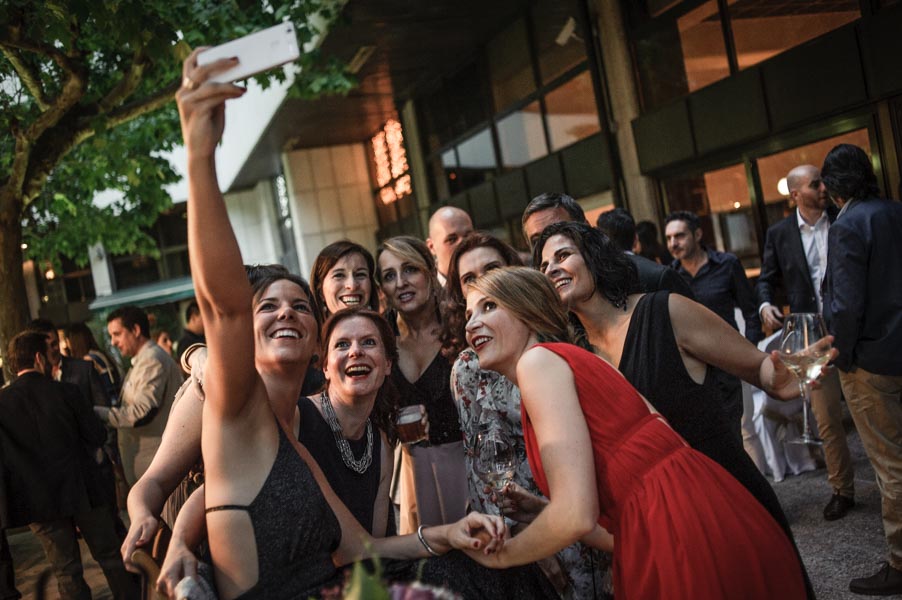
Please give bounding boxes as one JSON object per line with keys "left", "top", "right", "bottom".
{"left": 462, "top": 266, "right": 806, "bottom": 598}
{"left": 377, "top": 237, "right": 467, "bottom": 532}
{"left": 174, "top": 50, "right": 507, "bottom": 599}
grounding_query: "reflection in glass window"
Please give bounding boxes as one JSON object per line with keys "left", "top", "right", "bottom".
{"left": 756, "top": 129, "right": 871, "bottom": 228}
{"left": 532, "top": 0, "right": 587, "bottom": 84}
{"left": 545, "top": 71, "right": 601, "bottom": 151}
{"left": 497, "top": 102, "right": 548, "bottom": 168}
{"left": 634, "top": 0, "right": 730, "bottom": 110}
{"left": 665, "top": 163, "right": 760, "bottom": 267}
{"left": 430, "top": 150, "right": 459, "bottom": 200}
{"left": 488, "top": 18, "right": 537, "bottom": 112}
{"left": 730, "top": 0, "right": 859, "bottom": 70}
{"left": 456, "top": 129, "right": 497, "bottom": 189}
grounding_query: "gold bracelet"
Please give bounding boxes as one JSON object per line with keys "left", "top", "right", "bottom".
{"left": 416, "top": 525, "right": 440, "bottom": 557}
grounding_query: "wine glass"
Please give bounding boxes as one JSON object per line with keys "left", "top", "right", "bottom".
{"left": 474, "top": 424, "right": 516, "bottom": 513}
{"left": 778, "top": 313, "right": 831, "bottom": 445}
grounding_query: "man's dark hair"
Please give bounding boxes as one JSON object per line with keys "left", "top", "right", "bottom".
{"left": 821, "top": 143, "right": 880, "bottom": 203}
{"left": 534, "top": 221, "right": 639, "bottom": 310}
{"left": 107, "top": 306, "right": 150, "bottom": 339}
{"left": 185, "top": 301, "right": 200, "bottom": 322}
{"left": 25, "top": 318, "right": 56, "bottom": 336}
{"left": 665, "top": 210, "right": 701, "bottom": 232}
{"left": 522, "top": 192, "right": 588, "bottom": 229}
{"left": 8, "top": 331, "right": 48, "bottom": 373}
{"left": 595, "top": 208, "right": 636, "bottom": 252}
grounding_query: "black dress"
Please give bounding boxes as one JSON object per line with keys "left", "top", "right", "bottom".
{"left": 297, "top": 397, "right": 382, "bottom": 534}
{"left": 391, "top": 352, "right": 462, "bottom": 445}
{"left": 618, "top": 291, "right": 815, "bottom": 598}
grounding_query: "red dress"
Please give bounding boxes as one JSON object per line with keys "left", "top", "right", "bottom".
{"left": 522, "top": 343, "right": 805, "bottom": 599}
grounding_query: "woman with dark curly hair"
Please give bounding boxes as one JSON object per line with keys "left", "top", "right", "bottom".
{"left": 533, "top": 221, "right": 820, "bottom": 598}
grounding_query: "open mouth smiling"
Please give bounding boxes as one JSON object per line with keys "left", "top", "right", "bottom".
{"left": 271, "top": 328, "right": 301, "bottom": 340}
{"left": 470, "top": 335, "right": 491, "bottom": 351}
{"left": 345, "top": 365, "right": 372, "bottom": 377}
{"left": 397, "top": 291, "right": 416, "bottom": 303}
{"left": 340, "top": 295, "right": 362, "bottom": 306}
{"left": 554, "top": 277, "right": 572, "bottom": 290}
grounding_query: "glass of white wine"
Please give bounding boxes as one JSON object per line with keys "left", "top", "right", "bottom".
{"left": 778, "top": 313, "right": 831, "bottom": 445}
{"left": 474, "top": 424, "right": 516, "bottom": 513}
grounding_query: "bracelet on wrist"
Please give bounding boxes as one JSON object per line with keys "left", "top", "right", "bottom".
{"left": 416, "top": 525, "right": 441, "bottom": 557}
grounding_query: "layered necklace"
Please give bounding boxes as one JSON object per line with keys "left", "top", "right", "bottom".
{"left": 320, "top": 390, "right": 373, "bottom": 474}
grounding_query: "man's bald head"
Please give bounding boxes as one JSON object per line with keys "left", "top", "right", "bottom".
{"left": 786, "top": 164, "right": 827, "bottom": 214}
{"left": 427, "top": 206, "right": 474, "bottom": 277}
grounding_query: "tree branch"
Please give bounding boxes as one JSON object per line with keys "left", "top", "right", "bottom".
{"left": 0, "top": 25, "right": 78, "bottom": 76}
{"left": 0, "top": 44, "right": 50, "bottom": 110}
{"left": 103, "top": 77, "right": 180, "bottom": 129}
{"left": 97, "top": 48, "right": 149, "bottom": 113}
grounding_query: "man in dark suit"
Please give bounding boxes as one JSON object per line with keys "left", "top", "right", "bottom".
{"left": 26, "top": 319, "right": 108, "bottom": 408}
{"left": 756, "top": 164, "right": 854, "bottom": 522}
{"left": 596, "top": 207, "right": 695, "bottom": 298}
{"left": 820, "top": 144, "right": 902, "bottom": 595}
{"left": 0, "top": 331, "right": 136, "bottom": 600}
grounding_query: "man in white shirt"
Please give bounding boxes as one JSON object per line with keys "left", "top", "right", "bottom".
{"left": 756, "top": 164, "right": 854, "bottom": 520}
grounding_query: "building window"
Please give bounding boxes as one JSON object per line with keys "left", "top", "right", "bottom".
{"left": 497, "top": 101, "right": 548, "bottom": 168}
{"left": 633, "top": 1, "right": 730, "bottom": 110}
{"left": 729, "top": 0, "right": 860, "bottom": 70}
{"left": 488, "top": 18, "right": 537, "bottom": 113}
{"left": 455, "top": 128, "right": 497, "bottom": 189}
{"left": 544, "top": 70, "right": 601, "bottom": 151}
{"left": 755, "top": 128, "right": 872, "bottom": 228}
{"left": 533, "top": 0, "right": 587, "bottom": 85}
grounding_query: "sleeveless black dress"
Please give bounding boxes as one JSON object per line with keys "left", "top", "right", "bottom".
{"left": 618, "top": 291, "right": 814, "bottom": 598}
{"left": 297, "top": 397, "right": 382, "bottom": 534}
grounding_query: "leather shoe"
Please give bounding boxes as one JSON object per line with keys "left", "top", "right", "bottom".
{"left": 850, "top": 562, "right": 902, "bottom": 595}
{"left": 824, "top": 493, "right": 855, "bottom": 521}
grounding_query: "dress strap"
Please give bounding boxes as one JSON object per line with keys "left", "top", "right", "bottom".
{"left": 205, "top": 504, "right": 250, "bottom": 514}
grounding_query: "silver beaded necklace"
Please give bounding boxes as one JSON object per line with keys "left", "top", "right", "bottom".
{"left": 319, "top": 390, "right": 373, "bottom": 474}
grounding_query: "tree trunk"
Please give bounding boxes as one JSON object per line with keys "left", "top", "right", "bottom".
{"left": 0, "top": 189, "right": 30, "bottom": 383}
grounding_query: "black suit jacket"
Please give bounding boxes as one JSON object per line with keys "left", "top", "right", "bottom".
{"left": 0, "top": 372, "right": 107, "bottom": 527}
{"left": 628, "top": 254, "right": 695, "bottom": 299}
{"left": 756, "top": 212, "right": 822, "bottom": 313}
{"left": 61, "top": 355, "right": 110, "bottom": 407}
{"left": 823, "top": 198, "right": 902, "bottom": 374}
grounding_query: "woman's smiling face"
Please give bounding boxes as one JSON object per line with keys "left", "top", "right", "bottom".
{"left": 253, "top": 279, "right": 318, "bottom": 367}
{"left": 464, "top": 288, "right": 532, "bottom": 375}
{"left": 324, "top": 315, "right": 391, "bottom": 400}
{"left": 539, "top": 234, "right": 594, "bottom": 307}
{"left": 321, "top": 252, "right": 372, "bottom": 315}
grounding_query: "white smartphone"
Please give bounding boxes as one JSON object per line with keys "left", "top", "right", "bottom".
{"left": 197, "top": 22, "right": 300, "bottom": 83}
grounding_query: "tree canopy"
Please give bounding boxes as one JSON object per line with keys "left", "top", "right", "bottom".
{"left": 0, "top": 0, "right": 354, "bottom": 377}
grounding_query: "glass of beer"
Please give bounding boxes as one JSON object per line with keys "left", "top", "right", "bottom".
{"left": 396, "top": 404, "right": 428, "bottom": 444}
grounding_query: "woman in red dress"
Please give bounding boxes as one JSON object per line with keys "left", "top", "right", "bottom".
{"left": 462, "top": 266, "right": 807, "bottom": 599}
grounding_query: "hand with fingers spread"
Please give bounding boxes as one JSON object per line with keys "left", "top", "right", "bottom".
{"left": 120, "top": 513, "right": 160, "bottom": 574}
{"left": 175, "top": 48, "right": 247, "bottom": 160}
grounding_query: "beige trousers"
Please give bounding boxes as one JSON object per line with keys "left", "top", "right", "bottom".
{"left": 810, "top": 369, "right": 855, "bottom": 497}
{"left": 839, "top": 367, "right": 902, "bottom": 569}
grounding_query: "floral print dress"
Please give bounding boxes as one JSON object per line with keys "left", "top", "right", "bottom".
{"left": 451, "top": 349, "right": 614, "bottom": 599}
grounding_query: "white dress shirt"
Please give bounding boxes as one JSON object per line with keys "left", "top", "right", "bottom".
{"left": 797, "top": 208, "right": 830, "bottom": 313}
